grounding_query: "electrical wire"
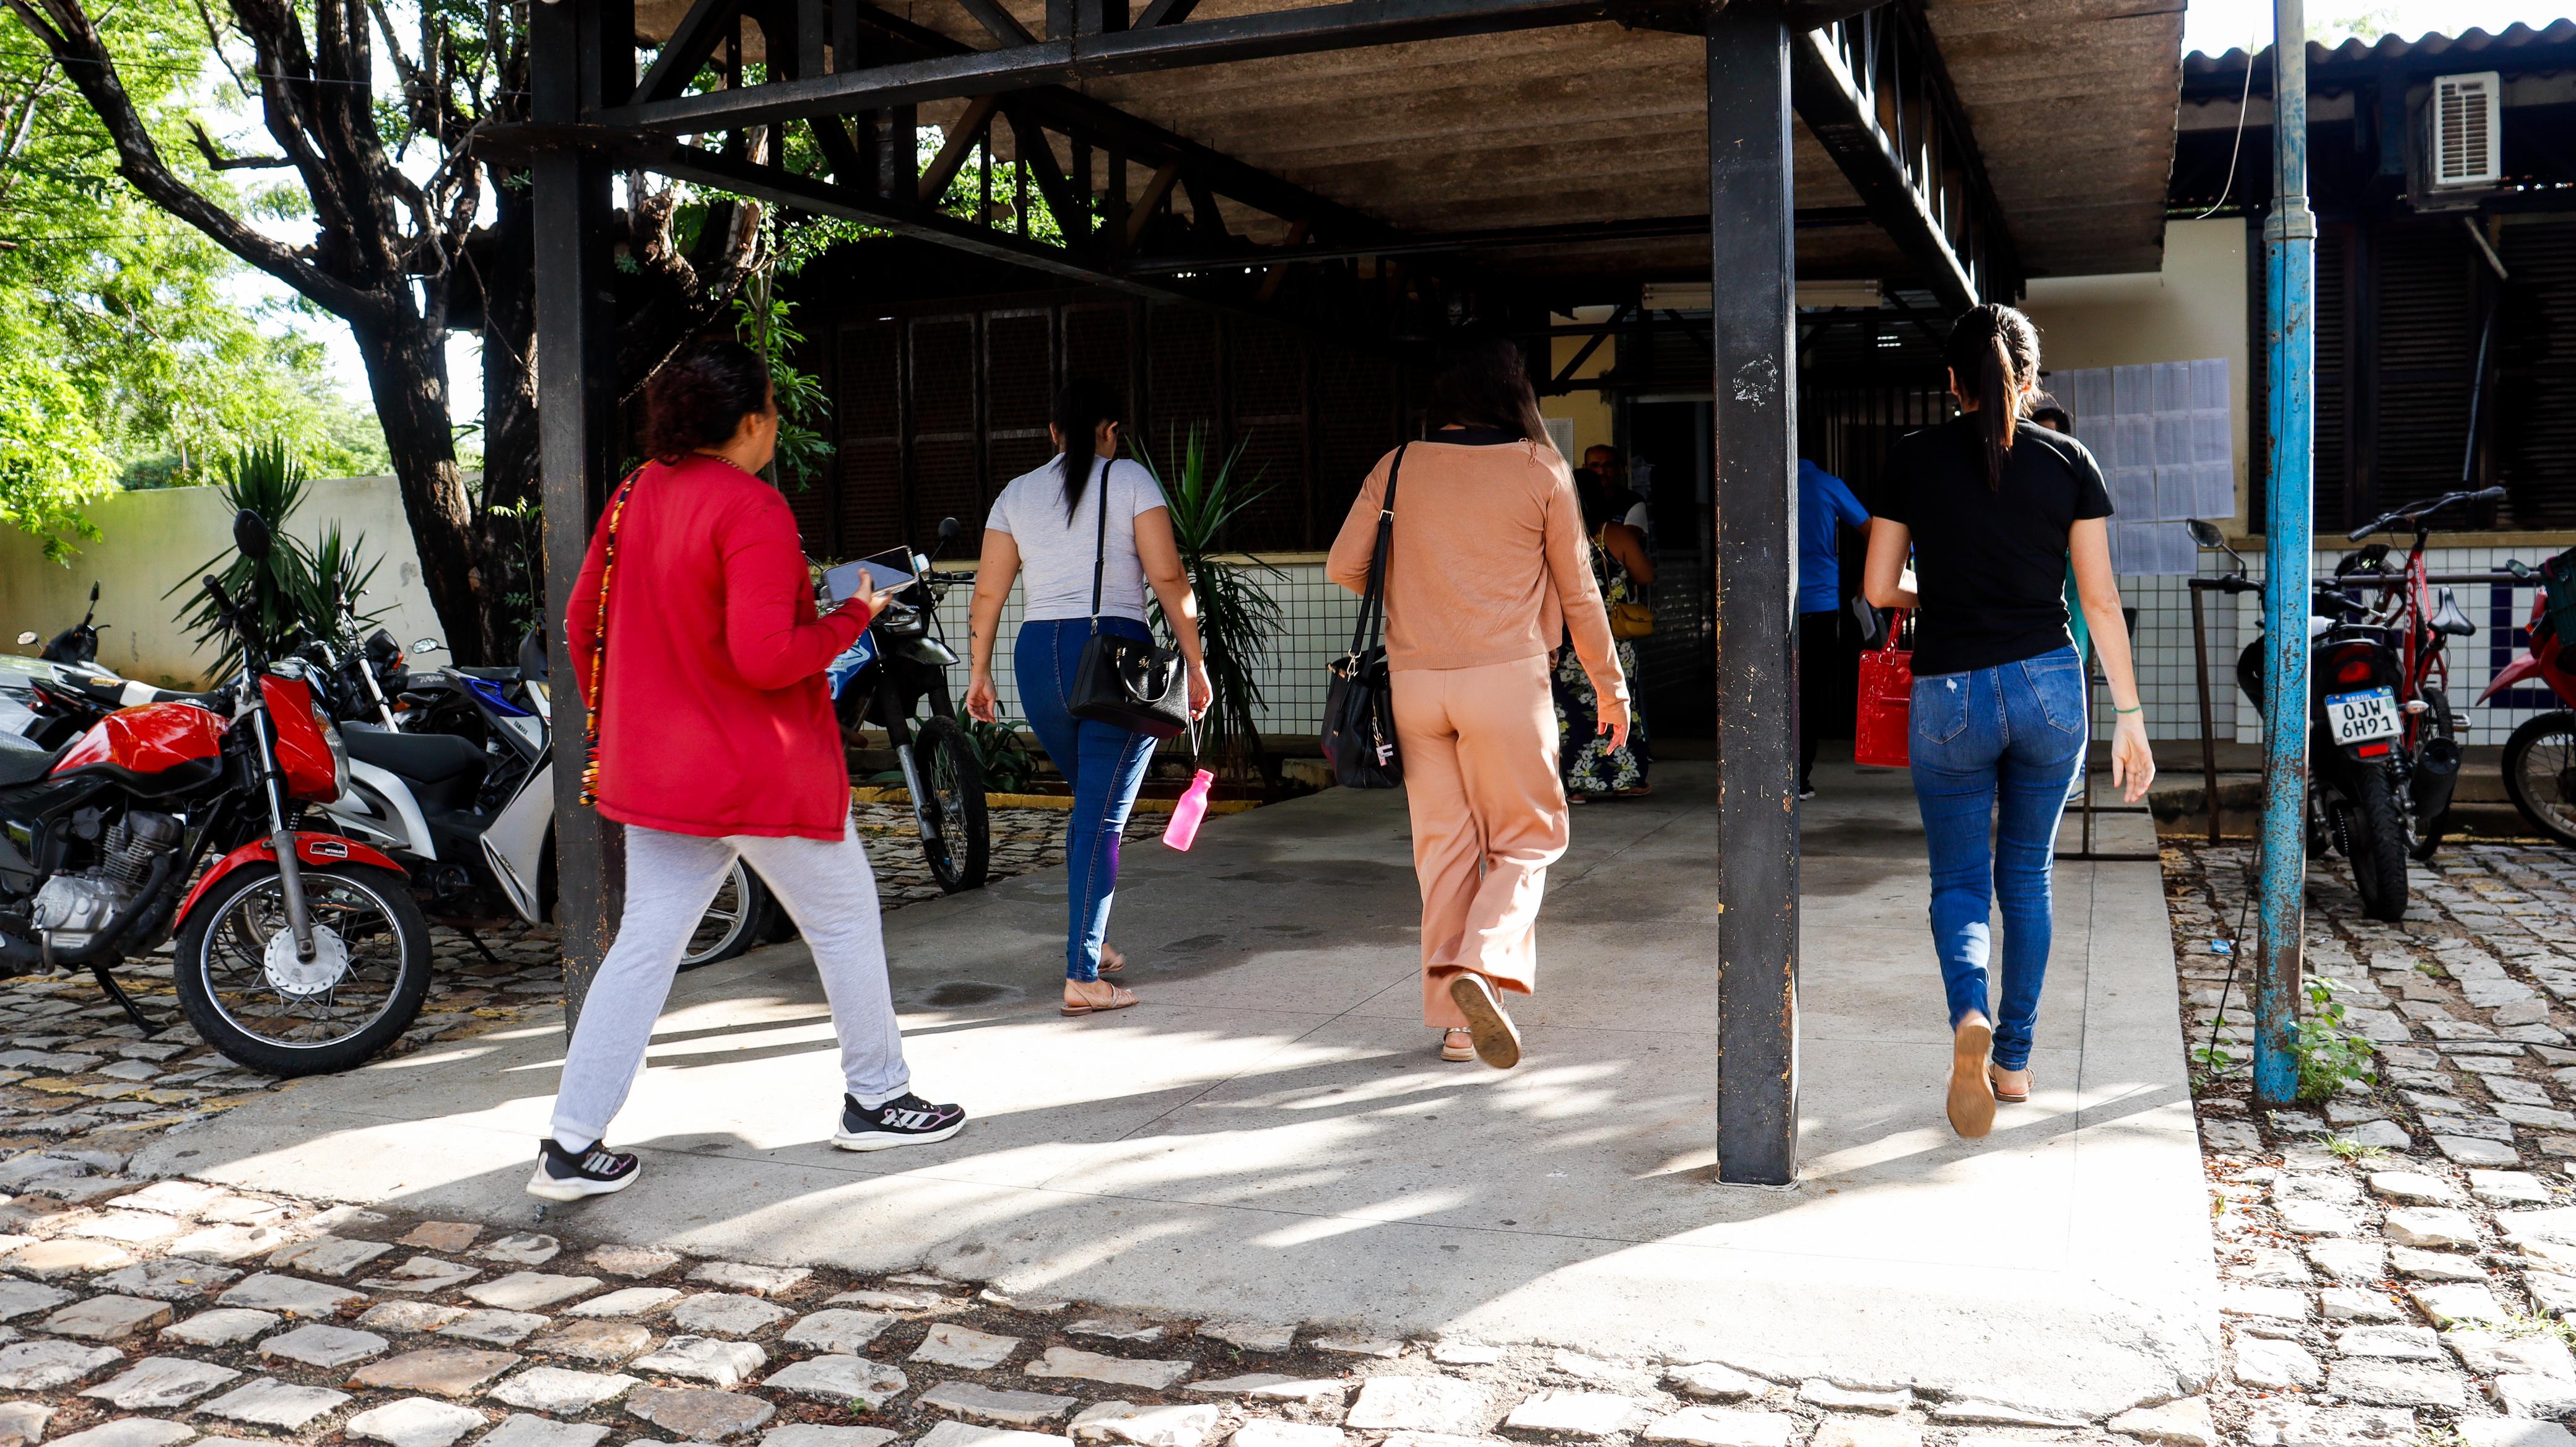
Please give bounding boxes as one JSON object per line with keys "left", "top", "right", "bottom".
{"left": 2190, "top": 27, "right": 2262, "bottom": 221}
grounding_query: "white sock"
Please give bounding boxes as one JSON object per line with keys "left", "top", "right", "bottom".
{"left": 554, "top": 1136, "right": 597, "bottom": 1156}
{"left": 853, "top": 1091, "right": 902, "bottom": 1111}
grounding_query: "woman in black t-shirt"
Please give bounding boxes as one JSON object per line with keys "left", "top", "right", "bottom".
{"left": 1861, "top": 304, "right": 2156, "bottom": 1142}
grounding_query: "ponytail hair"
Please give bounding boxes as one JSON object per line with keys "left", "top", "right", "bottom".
{"left": 1053, "top": 378, "right": 1125, "bottom": 521}
{"left": 1941, "top": 304, "right": 2041, "bottom": 491}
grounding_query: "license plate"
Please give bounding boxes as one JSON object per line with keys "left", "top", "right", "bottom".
{"left": 2325, "top": 688, "right": 2400, "bottom": 745}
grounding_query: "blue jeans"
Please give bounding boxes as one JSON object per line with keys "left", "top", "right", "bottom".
{"left": 1016, "top": 618, "right": 1158, "bottom": 982}
{"left": 1908, "top": 646, "right": 2087, "bottom": 1072}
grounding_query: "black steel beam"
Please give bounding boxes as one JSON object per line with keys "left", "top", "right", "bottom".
{"left": 596, "top": 0, "right": 1633, "bottom": 131}
{"left": 635, "top": 0, "right": 742, "bottom": 103}
{"left": 531, "top": 0, "right": 631, "bottom": 1016}
{"left": 1708, "top": 0, "right": 1800, "bottom": 1187}
{"left": 1787, "top": 8, "right": 2017, "bottom": 313}
{"left": 1124, "top": 207, "right": 1876, "bottom": 272}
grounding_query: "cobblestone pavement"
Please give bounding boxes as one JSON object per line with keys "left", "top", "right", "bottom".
{"left": 0, "top": 805, "right": 1150, "bottom": 1181}
{"left": 2169, "top": 837, "right": 2576, "bottom": 1446}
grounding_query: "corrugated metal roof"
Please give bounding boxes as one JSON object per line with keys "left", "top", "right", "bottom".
{"left": 2185, "top": 20, "right": 2576, "bottom": 94}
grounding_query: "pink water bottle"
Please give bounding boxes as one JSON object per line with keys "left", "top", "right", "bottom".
{"left": 1162, "top": 769, "right": 1216, "bottom": 850}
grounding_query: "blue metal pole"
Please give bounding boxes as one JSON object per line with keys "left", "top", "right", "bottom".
{"left": 2254, "top": 0, "right": 2316, "bottom": 1107}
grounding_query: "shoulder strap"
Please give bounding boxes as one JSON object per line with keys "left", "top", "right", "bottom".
{"left": 1347, "top": 445, "right": 1406, "bottom": 657}
{"left": 578, "top": 465, "right": 647, "bottom": 808}
{"left": 1087, "top": 455, "right": 1110, "bottom": 635}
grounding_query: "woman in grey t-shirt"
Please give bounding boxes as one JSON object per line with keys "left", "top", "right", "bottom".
{"left": 964, "top": 380, "right": 1211, "bottom": 1015}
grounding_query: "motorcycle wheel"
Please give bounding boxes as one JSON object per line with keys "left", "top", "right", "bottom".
{"left": 173, "top": 863, "right": 432, "bottom": 1077}
{"left": 677, "top": 859, "right": 770, "bottom": 972}
{"left": 2502, "top": 710, "right": 2576, "bottom": 848}
{"left": 2346, "top": 768, "right": 2413, "bottom": 922}
{"left": 2411, "top": 684, "right": 2458, "bottom": 862}
{"left": 914, "top": 715, "right": 990, "bottom": 893}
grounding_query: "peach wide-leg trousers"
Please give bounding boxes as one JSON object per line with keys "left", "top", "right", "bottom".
{"left": 1391, "top": 654, "right": 1570, "bottom": 1029}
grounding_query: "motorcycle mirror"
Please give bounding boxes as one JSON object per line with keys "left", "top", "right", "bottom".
{"left": 232, "top": 509, "right": 272, "bottom": 561}
{"left": 412, "top": 638, "right": 445, "bottom": 654}
{"left": 2184, "top": 519, "right": 2226, "bottom": 549}
{"left": 87, "top": 582, "right": 100, "bottom": 603}
{"left": 14, "top": 632, "right": 34, "bottom": 647}
{"left": 938, "top": 516, "right": 962, "bottom": 543}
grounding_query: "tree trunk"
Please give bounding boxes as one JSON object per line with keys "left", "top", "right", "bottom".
{"left": 354, "top": 311, "right": 485, "bottom": 663}
{"left": 477, "top": 181, "right": 542, "bottom": 663}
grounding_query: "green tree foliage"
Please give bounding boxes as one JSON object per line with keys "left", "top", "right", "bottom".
{"left": 0, "top": 3, "right": 385, "bottom": 561}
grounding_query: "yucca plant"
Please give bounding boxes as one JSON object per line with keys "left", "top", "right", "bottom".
{"left": 167, "top": 440, "right": 378, "bottom": 678}
{"left": 1131, "top": 425, "right": 1283, "bottom": 786}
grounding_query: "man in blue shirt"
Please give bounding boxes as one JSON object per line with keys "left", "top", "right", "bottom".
{"left": 1799, "top": 458, "right": 1872, "bottom": 798}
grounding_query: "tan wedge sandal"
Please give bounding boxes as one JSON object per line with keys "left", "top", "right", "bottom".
{"left": 1061, "top": 981, "right": 1141, "bottom": 1016}
{"left": 1989, "top": 1065, "right": 2032, "bottom": 1104}
{"left": 1440, "top": 1028, "right": 1476, "bottom": 1062}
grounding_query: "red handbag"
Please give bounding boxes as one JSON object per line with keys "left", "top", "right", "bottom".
{"left": 1853, "top": 608, "right": 1913, "bottom": 769}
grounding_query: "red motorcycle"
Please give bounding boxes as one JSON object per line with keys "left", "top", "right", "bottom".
{"left": 2482, "top": 548, "right": 2576, "bottom": 847}
{"left": 0, "top": 510, "right": 431, "bottom": 1075}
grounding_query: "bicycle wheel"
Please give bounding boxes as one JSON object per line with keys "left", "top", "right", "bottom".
{"left": 678, "top": 859, "right": 770, "bottom": 972}
{"left": 914, "top": 715, "right": 989, "bottom": 893}
{"left": 173, "top": 863, "right": 432, "bottom": 1077}
{"left": 2504, "top": 710, "right": 2576, "bottom": 847}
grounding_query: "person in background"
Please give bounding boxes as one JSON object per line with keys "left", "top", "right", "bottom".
{"left": 1328, "top": 339, "right": 1626, "bottom": 1070}
{"left": 1581, "top": 444, "right": 1650, "bottom": 533}
{"left": 2029, "top": 397, "right": 2073, "bottom": 435}
{"left": 965, "top": 380, "right": 1212, "bottom": 1018}
{"left": 1797, "top": 458, "right": 1871, "bottom": 800}
{"left": 536, "top": 338, "right": 967, "bottom": 1202}
{"left": 1560, "top": 469, "right": 1654, "bottom": 800}
{"left": 1863, "top": 304, "right": 2154, "bottom": 1142}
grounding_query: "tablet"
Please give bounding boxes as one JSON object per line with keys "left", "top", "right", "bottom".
{"left": 822, "top": 548, "right": 918, "bottom": 603}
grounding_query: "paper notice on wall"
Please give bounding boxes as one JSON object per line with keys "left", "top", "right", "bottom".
{"left": 2053, "top": 357, "right": 2234, "bottom": 576}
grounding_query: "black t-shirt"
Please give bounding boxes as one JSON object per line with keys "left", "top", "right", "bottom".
{"left": 1873, "top": 416, "right": 2113, "bottom": 677}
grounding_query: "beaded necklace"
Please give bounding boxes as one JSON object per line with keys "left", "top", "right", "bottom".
{"left": 579, "top": 468, "right": 644, "bottom": 808}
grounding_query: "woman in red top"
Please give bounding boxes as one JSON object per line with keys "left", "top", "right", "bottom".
{"left": 529, "top": 339, "right": 967, "bottom": 1201}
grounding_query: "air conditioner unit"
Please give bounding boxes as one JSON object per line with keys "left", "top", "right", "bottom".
{"left": 2430, "top": 71, "right": 2502, "bottom": 188}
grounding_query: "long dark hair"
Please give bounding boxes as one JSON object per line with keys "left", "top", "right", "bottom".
{"left": 1425, "top": 338, "right": 1551, "bottom": 453}
{"left": 1054, "top": 378, "right": 1124, "bottom": 521}
{"left": 643, "top": 339, "right": 772, "bottom": 465}
{"left": 1942, "top": 303, "right": 2041, "bottom": 491}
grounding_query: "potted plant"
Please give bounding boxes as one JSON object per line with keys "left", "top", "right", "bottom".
{"left": 1131, "top": 425, "right": 1282, "bottom": 792}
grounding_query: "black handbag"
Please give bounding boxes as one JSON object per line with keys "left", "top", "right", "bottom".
{"left": 1069, "top": 459, "right": 1192, "bottom": 740}
{"left": 1322, "top": 445, "right": 1406, "bottom": 789}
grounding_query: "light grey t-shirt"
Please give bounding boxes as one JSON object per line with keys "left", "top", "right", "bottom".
{"left": 986, "top": 455, "right": 1167, "bottom": 623}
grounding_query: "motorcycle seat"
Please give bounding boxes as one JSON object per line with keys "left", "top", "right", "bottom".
{"left": 0, "top": 733, "right": 63, "bottom": 787}
{"left": 342, "top": 723, "right": 490, "bottom": 790}
{"left": 453, "top": 666, "right": 521, "bottom": 681}
{"left": 2430, "top": 587, "right": 2477, "bottom": 639}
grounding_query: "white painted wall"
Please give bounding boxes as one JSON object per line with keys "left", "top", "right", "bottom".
{"left": 0, "top": 478, "right": 446, "bottom": 690}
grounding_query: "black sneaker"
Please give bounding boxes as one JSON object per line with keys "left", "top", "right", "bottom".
{"left": 835, "top": 1093, "right": 967, "bottom": 1152}
{"left": 526, "top": 1139, "right": 640, "bottom": 1200}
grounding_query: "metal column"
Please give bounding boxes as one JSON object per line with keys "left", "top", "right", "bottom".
{"left": 2253, "top": 0, "right": 2315, "bottom": 1106}
{"left": 1708, "top": 0, "right": 1801, "bottom": 1185}
{"left": 532, "top": 0, "right": 631, "bottom": 1023}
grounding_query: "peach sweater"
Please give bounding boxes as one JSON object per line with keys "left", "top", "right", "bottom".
{"left": 1326, "top": 439, "right": 1629, "bottom": 712}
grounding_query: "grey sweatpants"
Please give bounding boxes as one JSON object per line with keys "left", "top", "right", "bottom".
{"left": 548, "top": 821, "right": 911, "bottom": 1149}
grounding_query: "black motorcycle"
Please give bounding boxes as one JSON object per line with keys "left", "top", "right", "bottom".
{"left": 16, "top": 581, "right": 106, "bottom": 666}
{"left": 831, "top": 518, "right": 988, "bottom": 894}
{"left": 2216, "top": 487, "right": 2496, "bottom": 921}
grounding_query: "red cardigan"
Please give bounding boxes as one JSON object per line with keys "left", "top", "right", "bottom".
{"left": 565, "top": 455, "right": 870, "bottom": 841}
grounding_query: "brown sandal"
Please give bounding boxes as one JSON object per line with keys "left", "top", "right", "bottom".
{"left": 1989, "top": 1066, "right": 2032, "bottom": 1104}
{"left": 1099, "top": 945, "right": 1125, "bottom": 976}
{"left": 1061, "top": 981, "right": 1140, "bottom": 1016}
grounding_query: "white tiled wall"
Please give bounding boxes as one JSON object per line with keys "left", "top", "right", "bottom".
{"left": 939, "top": 546, "right": 2558, "bottom": 755}
{"left": 2108, "top": 546, "right": 2559, "bottom": 750}
{"left": 941, "top": 555, "right": 1362, "bottom": 744}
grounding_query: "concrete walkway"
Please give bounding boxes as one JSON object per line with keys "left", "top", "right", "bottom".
{"left": 138, "top": 762, "right": 2215, "bottom": 1419}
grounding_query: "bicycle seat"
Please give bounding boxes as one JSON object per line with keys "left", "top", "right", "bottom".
{"left": 2430, "top": 586, "right": 2477, "bottom": 639}
{"left": 0, "top": 732, "right": 63, "bottom": 788}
